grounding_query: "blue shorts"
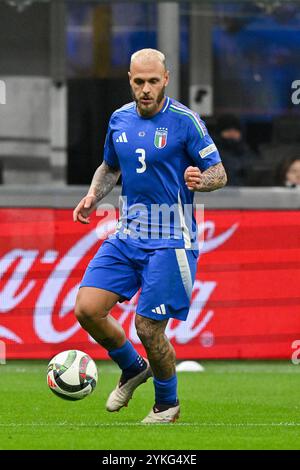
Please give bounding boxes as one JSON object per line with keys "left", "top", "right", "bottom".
{"left": 80, "top": 238, "right": 198, "bottom": 321}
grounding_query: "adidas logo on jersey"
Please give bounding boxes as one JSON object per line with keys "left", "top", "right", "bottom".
{"left": 116, "top": 132, "right": 128, "bottom": 143}
{"left": 151, "top": 304, "right": 166, "bottom": 315}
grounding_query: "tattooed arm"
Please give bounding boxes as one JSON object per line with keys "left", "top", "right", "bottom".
{"left": 184, "top": 162, "right": 227, "bottom": 192}
{"left": 88, "top": 161, "right": 121, "bottom": 201}
{"left": 73, "top": 162, "right": 121, "bottom": 224}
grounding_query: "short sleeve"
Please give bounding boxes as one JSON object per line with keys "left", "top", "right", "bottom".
{"left": 103, "top": 116, "right": 120, "bottom": 169}
{"left": 186, "top": 114, "right": 221, "bottom": 171}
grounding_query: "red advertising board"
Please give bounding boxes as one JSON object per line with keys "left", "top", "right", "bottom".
{"left": 0, "top": 208, "right": 299, "bottom": 359}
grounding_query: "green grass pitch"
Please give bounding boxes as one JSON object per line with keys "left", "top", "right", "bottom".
{"left": 0, "top": 360, "right": 299, "bottom": 450}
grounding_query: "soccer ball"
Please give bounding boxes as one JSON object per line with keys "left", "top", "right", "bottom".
{"left": 47, "top": 350, "right": 98, "bottom": 400}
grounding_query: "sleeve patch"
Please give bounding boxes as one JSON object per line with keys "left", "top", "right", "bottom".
{"left": 199, "top": 143, "right": 217, "bottom": 159}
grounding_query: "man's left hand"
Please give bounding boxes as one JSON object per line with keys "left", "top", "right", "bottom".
{"left": 184, "top": 166, "right": 203, "bottom": 191}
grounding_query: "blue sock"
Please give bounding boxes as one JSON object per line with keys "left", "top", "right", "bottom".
{"left": 108, "top": 340, "right": 146, "bottom": 375}
{"left": 153, "top": 374, "right": 178, "bottom": 405}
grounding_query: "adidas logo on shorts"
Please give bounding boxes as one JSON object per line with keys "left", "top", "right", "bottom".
{"left": 151, "top": 304, "right": 166, "bottom": 315}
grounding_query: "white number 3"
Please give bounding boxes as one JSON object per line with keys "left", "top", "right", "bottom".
{"left": 135, "top": 148, "right": 146, "bottom": 173}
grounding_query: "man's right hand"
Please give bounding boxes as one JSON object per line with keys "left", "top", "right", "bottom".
{"left": 73, "top": 195, "right": 97, "bottom": 224}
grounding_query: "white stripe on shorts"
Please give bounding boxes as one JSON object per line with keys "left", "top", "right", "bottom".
{"left": 175, "top": 248, "right": 193, "bottom": 300}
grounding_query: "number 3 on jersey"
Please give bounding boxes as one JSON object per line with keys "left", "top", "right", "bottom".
{"left": 135, "top": 148, "right": 146, "bottom": 173}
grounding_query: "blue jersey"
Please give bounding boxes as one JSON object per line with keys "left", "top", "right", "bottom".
{"left": 103, "top": 96, "right": 221, "bottom": 250}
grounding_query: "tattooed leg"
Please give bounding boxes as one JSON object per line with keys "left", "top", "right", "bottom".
{"left": 135, "top": 314, "right": 176, "bottom": 379}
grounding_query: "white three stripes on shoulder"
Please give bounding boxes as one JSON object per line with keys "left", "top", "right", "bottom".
{"left": 115, "top": 102, "right": 135, "bottom": 113}
{"left": 170, "top": 104, "right": 207, "bottom": 136}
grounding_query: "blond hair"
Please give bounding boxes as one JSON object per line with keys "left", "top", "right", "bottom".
{"left": 130, "top": 48, "right": 166, "bottom": 70}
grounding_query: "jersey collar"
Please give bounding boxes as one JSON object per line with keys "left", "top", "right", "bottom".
{"left": 160, "top": 96, "right": 170, "bottom": 113}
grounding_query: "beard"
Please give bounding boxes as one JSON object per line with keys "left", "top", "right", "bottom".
{"left": 132, "top": 87, "right": 166, "bottom": 117}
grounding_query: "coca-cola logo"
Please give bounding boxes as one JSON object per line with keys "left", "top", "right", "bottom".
{"left": 0, "top": 217, "right": 238, "bottom": 346}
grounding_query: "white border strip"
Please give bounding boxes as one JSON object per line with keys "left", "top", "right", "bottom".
{"left": 0, "top": 422, "right": 299, "bottom": 428}
{"left": 175, "top": 248, "right": 193, "bottom": 299}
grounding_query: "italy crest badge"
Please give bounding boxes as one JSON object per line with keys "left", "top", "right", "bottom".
{"left": 154, "top": 127, "right": 168, "bottom": 149}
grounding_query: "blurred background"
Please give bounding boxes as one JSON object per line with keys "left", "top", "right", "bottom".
{"left": 1, "top": 0, "right": 300, "bottom": 186}
{"left": 0, "top": 0, "right": 299, "bottom": 361}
